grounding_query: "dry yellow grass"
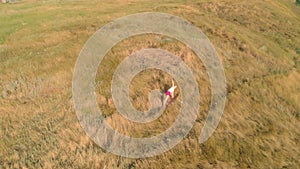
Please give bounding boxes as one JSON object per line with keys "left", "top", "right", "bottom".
{"left": 0, "top": 0, "right": 299, "bottom": 168}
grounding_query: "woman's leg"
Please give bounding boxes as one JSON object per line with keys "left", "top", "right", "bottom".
{"left": 163, "top": 95, "right": 170, "bottom": 106}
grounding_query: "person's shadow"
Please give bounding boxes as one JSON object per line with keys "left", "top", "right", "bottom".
{"left": 168, "top": 93, "right": 179, "bottom": 104}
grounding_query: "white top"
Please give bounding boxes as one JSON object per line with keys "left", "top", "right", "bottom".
{"left": 167, "top": 80, "right": 176, "bottom": 95}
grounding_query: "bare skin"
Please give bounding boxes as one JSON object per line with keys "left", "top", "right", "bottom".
{"left": 163, "top": 80, "right": 177, "bottom": 106}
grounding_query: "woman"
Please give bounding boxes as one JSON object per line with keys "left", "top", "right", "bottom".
{"left": 163, "top": 80, "right": 177, "bottom": 106}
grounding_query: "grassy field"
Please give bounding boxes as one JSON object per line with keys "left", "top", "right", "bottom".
{"left": 1, "top": 0, "right": 300, "bottom": 168}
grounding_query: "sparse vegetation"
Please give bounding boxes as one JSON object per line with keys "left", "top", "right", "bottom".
{"left": 1, "top": 0, "right": 299, "bottom": 168}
